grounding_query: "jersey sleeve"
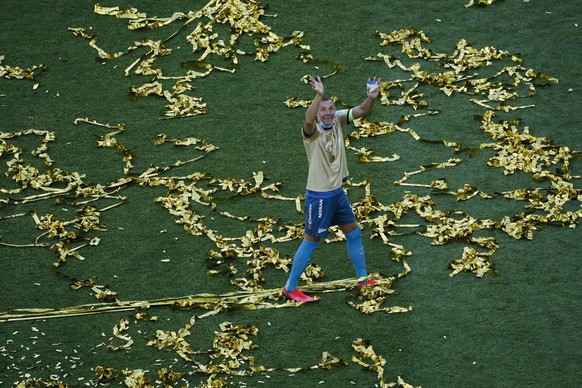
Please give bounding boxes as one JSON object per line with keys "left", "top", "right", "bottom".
{"left": 336, "top": 109, "right": 351, "bottom": 126}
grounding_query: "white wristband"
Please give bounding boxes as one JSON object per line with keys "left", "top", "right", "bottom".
{"left": 367, "top": 80, "right": 379, "bottom": 93}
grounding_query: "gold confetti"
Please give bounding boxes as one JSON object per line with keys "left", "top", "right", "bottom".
{"left": 466, "top": 0, "right": 499, "bottom": 7}
{"left": 0, "top": 55, "right": 46, "bottom": 81}
{"left": 70, "top": 0, "right": 310, "bottom": 118}
{"left": 449, "top": 246, "right": 498, "bottom": 277}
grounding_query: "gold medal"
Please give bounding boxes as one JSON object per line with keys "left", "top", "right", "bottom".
{"left": 328, "top": 126, "right": 337, "bottom": 162}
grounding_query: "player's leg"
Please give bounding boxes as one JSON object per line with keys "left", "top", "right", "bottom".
{"left": 340, "top": 222, "right": 368, "bottom": 280}
{"left": 283, "top": 196, "right": 333, "bottom": 301}
{"left": 336, "top": 193, "right": 376, "bottom": 287}
{"left": 284, "top": 235, "right": 320, "bottom": 293}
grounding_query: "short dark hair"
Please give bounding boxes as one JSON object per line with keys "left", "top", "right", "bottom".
{"left": 321, "top": 95, "right": 332, "bottom": 102}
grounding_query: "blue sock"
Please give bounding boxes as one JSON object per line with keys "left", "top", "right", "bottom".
{"left": 345, "top": 227, "right": 368, "bottom": 282}
{"left": 285, "top": 239, "right": 320, "bottom": 292}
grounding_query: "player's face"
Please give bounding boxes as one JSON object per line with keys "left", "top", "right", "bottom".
{"left": 318, "top": 100, "right": 336, "bottom": 126}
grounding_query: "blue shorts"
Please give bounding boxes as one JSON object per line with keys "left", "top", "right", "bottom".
{"left": 304, "top": 188, "right": 356, "bottom": 238}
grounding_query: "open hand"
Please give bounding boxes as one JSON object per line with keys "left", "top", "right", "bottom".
{"left": 309, "top": 75, "right": 324, "bottom": 96}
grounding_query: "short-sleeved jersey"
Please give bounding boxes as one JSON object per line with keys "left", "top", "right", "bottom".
{"left": 303, "top": 109, "right": 351, "bottom": 193}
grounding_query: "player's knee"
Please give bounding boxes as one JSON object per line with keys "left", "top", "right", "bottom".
{"left": 344, "top": 224, "right": 361, "bottom": 241}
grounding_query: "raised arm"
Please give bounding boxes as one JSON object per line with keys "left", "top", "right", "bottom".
{"left": 351, "top": 77, "right": 382, "bottom": 120}
{"left": 303, "top": 76, "right": 324, "bottom": 135}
